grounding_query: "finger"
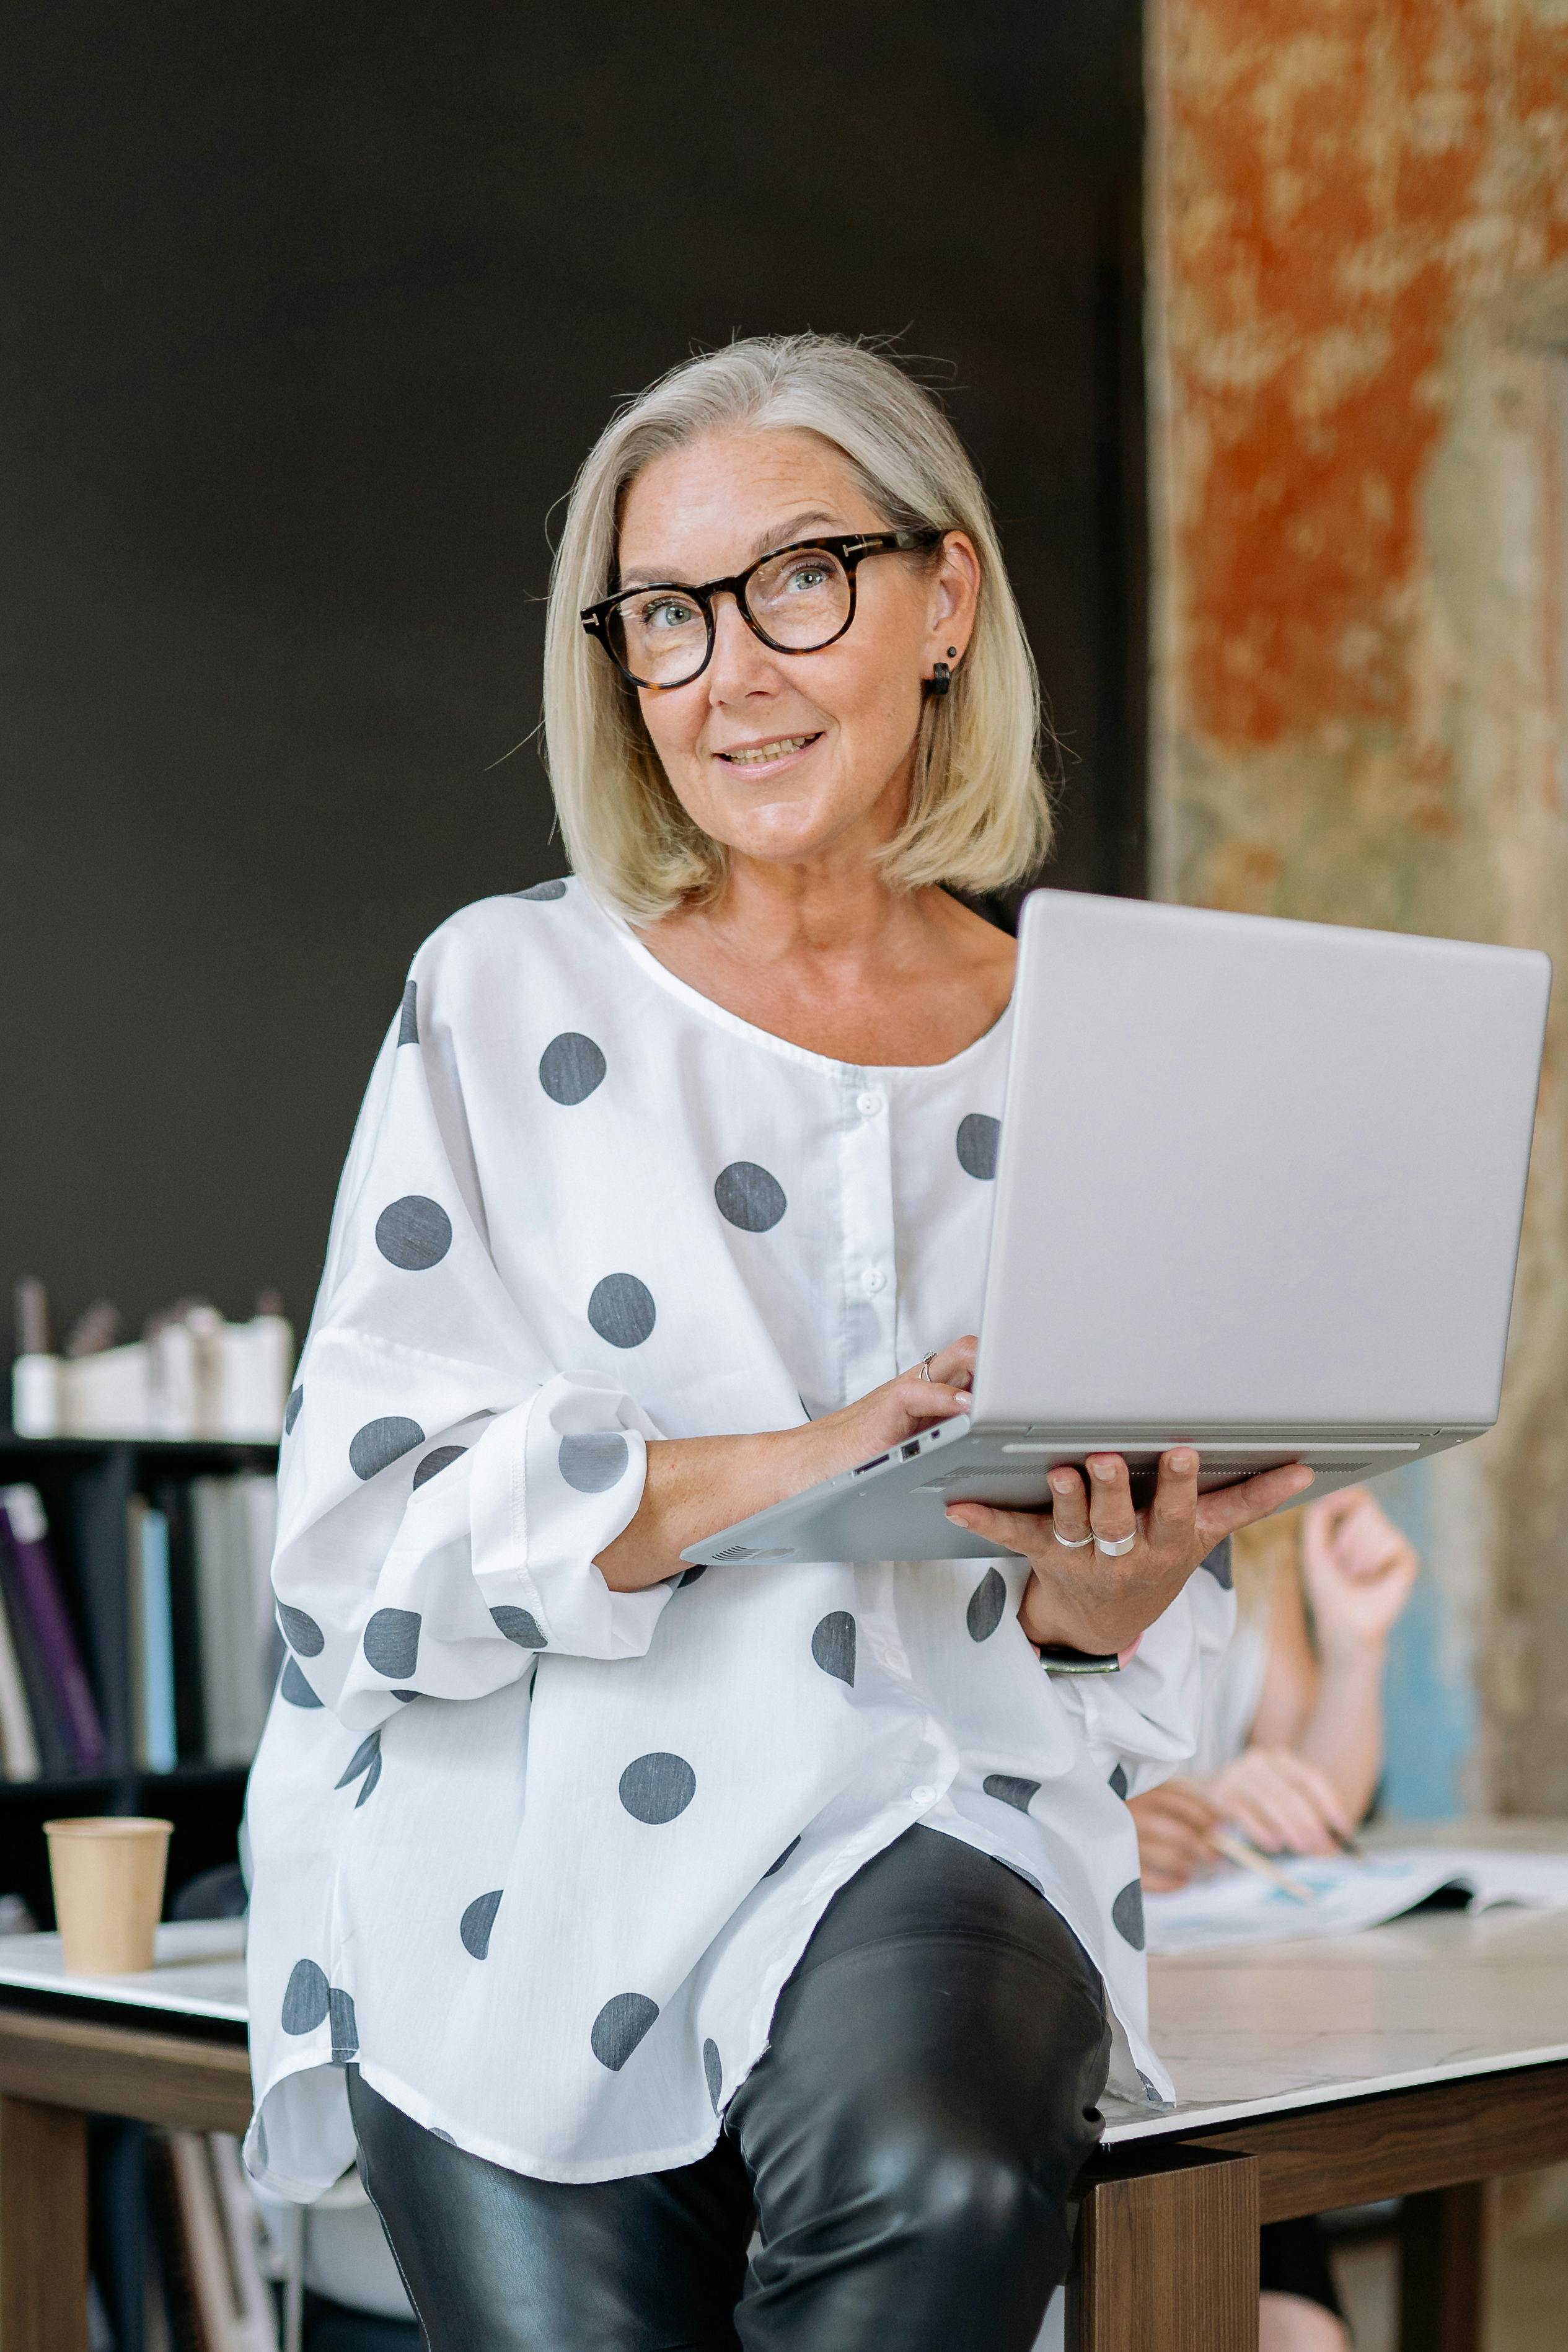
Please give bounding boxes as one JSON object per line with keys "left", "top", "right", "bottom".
{"left": 1047, "top": 1465, "right": 1090, "bottom": 1545}
{"left": 1147, "top": 1448, "right": 1199, "bottom": 1551}
{"left": 920, "top": 1335, "right": 977, "bottom": 1391}
{"left": 1139, "top": 1834, "right": 1205, "bottom": 1889}
{"left": 1085, "top": 1453, "right": 1137, "bottom": 1548}
{"left": 1231, "top": 1777, "right": 1330, "bottom": 1854}
{"left": 891, "top": 1376, "right": 972, "bottom": 1432}
{"left": 1153, "top": 1782, "right": 1222, "bottom": 1833}
{"left": 1266, "top": 1752, "right": 1354, "bottom": 1836}
{"left": 943, "top": 1501, "right": 1046, "bottom": 1557}
{"left": 1196, "top": 1461, "right": 1315, "bottom": 1548}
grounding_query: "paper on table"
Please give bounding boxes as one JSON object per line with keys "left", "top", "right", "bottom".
{"left": 1144, "top": 1847, "right": 1568, "bottom": 1955}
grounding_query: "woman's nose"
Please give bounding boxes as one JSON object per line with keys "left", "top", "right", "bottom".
{"left": 705, "top": 592, "right": 780, "bottom": 698}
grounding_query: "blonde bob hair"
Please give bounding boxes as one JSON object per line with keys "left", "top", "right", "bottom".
{"left": 542, "top": 335, "right": 1053, "bottom": 919}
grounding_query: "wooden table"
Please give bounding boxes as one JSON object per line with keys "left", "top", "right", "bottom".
{"left": 4, "top": 1833, "right": 1568, "bottom": 2352}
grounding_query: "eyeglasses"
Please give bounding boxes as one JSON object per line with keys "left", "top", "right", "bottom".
{"left": 579, "top": 529, "right": 943, "bottom": 692}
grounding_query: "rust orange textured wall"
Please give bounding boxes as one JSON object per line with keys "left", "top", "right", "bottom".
{"left": 1166, "top": 0, "right": 1568, "bottom": 752}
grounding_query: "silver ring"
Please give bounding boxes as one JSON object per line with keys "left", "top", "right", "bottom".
{"left": 918, "top": 1352, "right": 936, "bottom": 1383}
{"left": 1052, "top": 1528, "right": 1095, "bottom": 1550}
{"left": 1095, "top": 1531, "right": 1137, "bottom": 1558}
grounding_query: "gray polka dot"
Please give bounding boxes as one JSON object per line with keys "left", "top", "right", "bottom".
{"left": 329, "top": 1987, "right": 358, "bottom": 2063}
{"left": 588, "top": 1273, "right": 656, "bottom": 1349}
{"left": 375, "top": 1195, "right": 453, "bottom": 1271}
{"left": 1112, "top": 1879, "right": 1145, "bottom": 1950}
{"left": 278, "top": 1604, "right": 325, "bottom": 1658}
{"left": 591, "top": 1992, "right": 659, "bottom": 2071}
{"left": 539, "top": 1032, "right": 607, "bottom": 1106}
{"left": 281, "top": 1958, "right": 330, "bottom": 2035}
{"left": 1137, "top": 2069, "right": 1168, "bottom": 2108}
{"left": 703, "top": 2038, "right": 723, "bottom": 2113}
{"left": 983, "top": 1773, "right": 1040, "bottom": 1814}
{"left": 714, "top": 1161, "right": 787, "bottom": 1233}
{"left": 676, "top": 1565, "right": 707, "bottom": 1590}
{"left": 429, "top": 2128, "right": 457, "bottom": 2145}
{"left": 350, "top": 1416, "right": 426, "bottom": 1480}
{"left": 619, "top": 1751, "right": 696, "bottom": 1825}
{"left": 966, "top": 1566, "right": 1007, "bottom": 1642}
{"left": 559, "top": 1432, "right": 629, "bottom": 1494}
{"left": 1200, "top": 1536, "right": 1233, "bottom": 1590}
{"left": 762, "top": 1836, "right": 801, "bottom": 1878}
{"left": 254, "top": 2113, "right": 268, "bottom": 2171}
{"left": 491, "top": 1605, "right": 547, "bottom": 1649}
{"left": 1109, "top": 1762, "right": 1130, "bottom": 1800}
{"left": 398, "top": 979, "right": 418, "bottom": 1046}
{"left": 811, "top": 1611, "right": 856, "bottom": 1686}
{"left": 413, "top": 1444, "right": 467, "bottom": 1490}
{"left": 956, "top": 1112, "right": 1000, "bottom": 1180}
{"left": 280, "top": 1658, "right": 322, "bottom": 1709}
{"left": 363, "top": 1607, "right": 421, "bottom": 1680}
{"left": 392, "top": 1689, "right": 418, "bottom": 1702}
{"left": 334, "top": 1730, "right": 381, "bottom": 1793}
{"left": 460, "top": 1890, "right": 503, "bottom": 1959}
{"left": 516, "top": 879, "right": 568, "bottom": 901}
{"left": 284, "top": 1384, "right": 304, "bottom": 1435}
{"left": 351, "top": 1749, "right": 382, "bottom": 1800}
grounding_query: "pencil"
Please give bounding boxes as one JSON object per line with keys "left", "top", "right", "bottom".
{"left": 1209, "top": 1827, "right": 1317, "bottom": 1905}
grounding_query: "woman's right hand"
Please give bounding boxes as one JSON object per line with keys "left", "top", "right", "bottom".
{"left": 595, "top": 1338, "right": 976, "bottom": 1590}
{"left": 801, "top": 1336, "right": 977, "bottom": 1484}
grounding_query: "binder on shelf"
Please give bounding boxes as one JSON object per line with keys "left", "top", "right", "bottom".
{"left": 0, "top": 1484, "right": 107, "bottom": 1771}
{"left": 0, "top": 1568, "right": 40, "bottom": 1779}
{"left": 154, "top": 1479, "right": 207, "bottom": 1765}
{"left": 73, "top": 1450, "right": 136, "bottom": 1772}
{"left": 127, "top": 1500, "right": 177, "bottom": 1775}
{"left": 0, "top": 1507, "right": 74, "bottom": 1777}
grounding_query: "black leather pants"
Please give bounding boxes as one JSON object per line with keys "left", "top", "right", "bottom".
{"left": 348, "top": 1825, "right": 1111, "bottom": 2352}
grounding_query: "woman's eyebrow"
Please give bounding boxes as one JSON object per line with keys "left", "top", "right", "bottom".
{"left": 618, "top": 511, "right": 850, "bottom": 590}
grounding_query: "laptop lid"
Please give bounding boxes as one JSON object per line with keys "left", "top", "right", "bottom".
{"left": 971, "top": 892, "right": 1549, "bottom": 1434}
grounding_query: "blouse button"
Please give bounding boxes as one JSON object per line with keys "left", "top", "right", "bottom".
{"left": 911, "top": 1786, "right": 937, "bottom": 1805}
{"left": 856, "top": 1089, "right": 886, "bottom": 1117}
{"left": 862, "top": 1267, "right": 887, "bottom": 1295}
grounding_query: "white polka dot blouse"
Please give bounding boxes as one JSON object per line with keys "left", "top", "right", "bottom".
{"left": 243, "top": 881, "right": 1235, "bottom": 2195}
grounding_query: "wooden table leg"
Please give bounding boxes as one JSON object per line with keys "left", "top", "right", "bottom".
{"left": 0, "top": 2093, "right": 87, "bottom": 2352}
{"left": 1398, "top": 2180, "right": 1491, "bottom": 2352}
{"left": 1068, "top": 2145, "right": 1259, "bottom": 2351}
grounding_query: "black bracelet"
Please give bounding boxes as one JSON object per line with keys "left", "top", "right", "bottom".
{"left": 1037, "top": 1643, "right": 1122, "bottom": 1676}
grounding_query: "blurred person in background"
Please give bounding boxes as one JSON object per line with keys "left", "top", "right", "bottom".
{"left": 1130, "top": 1487, "right": 1420, "bottom": 2352}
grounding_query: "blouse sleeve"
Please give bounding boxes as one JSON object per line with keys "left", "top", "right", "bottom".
{"left": 271, "top": 941, "right": 671, "bottom": 1735}
{"left": 1051, "top": 1541, "right": 1235, "bottom": 1796}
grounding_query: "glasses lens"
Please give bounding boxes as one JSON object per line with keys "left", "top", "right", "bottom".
{"left": 745, "top": 546, "right": 852, "bottom": 649}
{"left": 608, "top": 589, "right": 710, "bottom": 689}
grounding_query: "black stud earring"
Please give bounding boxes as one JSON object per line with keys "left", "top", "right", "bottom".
{"left": 928, "top": 662, "right": 951, "bottom": 697}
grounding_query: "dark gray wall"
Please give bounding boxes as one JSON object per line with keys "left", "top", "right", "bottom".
{"left": 1, "top": 1, "right": 1144, "bottom": 1346}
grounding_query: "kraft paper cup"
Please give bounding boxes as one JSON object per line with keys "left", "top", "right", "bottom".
{"left": 44, "top": 1816, "right": 173, "bottom": 1975}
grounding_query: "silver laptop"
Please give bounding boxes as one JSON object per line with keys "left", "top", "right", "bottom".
{"left": 682, "top": 891, "right": 1549, "bottom": 1569}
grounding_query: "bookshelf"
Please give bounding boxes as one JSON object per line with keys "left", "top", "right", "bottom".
{"left": 0, "top": 1432, "right": 278, "bottom": 1929}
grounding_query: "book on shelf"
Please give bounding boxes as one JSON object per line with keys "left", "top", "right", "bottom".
{"left": 0, "top": 1551, "right": 41, "bottom": 1777}
{"left": 0, "top": 1484, "right": 107, "bottom": 1773}
{"left": 0, "top": 1460, "right": 279, "bottom": 1784}
{"left": 127, "top": 1498, "right": 178, "bottom": 1775}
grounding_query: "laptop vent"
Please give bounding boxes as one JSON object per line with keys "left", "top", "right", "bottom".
{"left": 712, "top": 1543, "right": 795, "bottom": 1562}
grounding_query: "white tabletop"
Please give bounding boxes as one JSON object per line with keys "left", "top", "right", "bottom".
{"left": 4, "top": 1825, "right": 1566, "bottom": 2144}
{"left": 1102, "top": 1818, "right": 1568, "bottom": 2141}
{"left": 0, "top": 1918, "right": 247, "bottom": 2022}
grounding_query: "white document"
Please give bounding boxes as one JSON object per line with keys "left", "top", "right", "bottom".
{"left": 1144, "top": 1847, "right": 1568, "bottom": 1955}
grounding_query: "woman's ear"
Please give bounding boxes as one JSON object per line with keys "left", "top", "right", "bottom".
{"left": 925, "top": 532, "right": 981, "bottom": 673}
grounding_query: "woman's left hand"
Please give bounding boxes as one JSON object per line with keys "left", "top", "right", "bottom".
{"left": 945, "top": 1451, "right": 1316, "bottom": 1657}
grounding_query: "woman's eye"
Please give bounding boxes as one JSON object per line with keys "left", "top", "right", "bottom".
{"left": 782, "top": 565, "right": 828, "bottom": 594}
{"left": 641, "top": 598, "right": 699, "bottom": 631}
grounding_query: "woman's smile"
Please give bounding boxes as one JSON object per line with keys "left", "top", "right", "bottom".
{"left": 710, "top": 729, "right": 824, "bottom": 775}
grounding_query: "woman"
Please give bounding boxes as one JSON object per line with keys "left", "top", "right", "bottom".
{"left": 1129, "top": 1486, "right": 1419, "bottom": 2352}
{"left": 244, "top": 334, "right": 1311, "bottom": 2351}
